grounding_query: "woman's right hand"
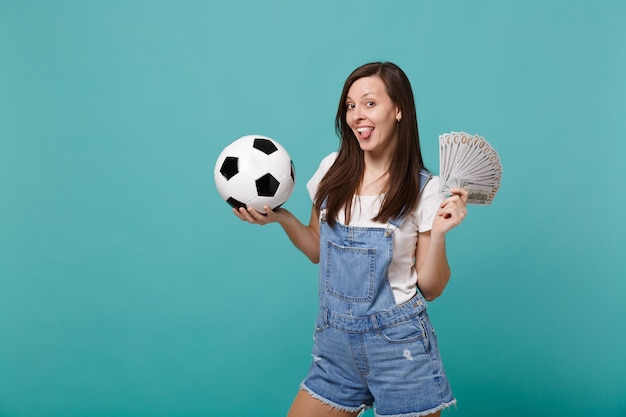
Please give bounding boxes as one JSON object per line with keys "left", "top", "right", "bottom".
{"left": 233, "top": 205, "right": 284, "bottom": 226}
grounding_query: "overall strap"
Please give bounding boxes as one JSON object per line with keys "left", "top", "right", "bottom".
{"left": 419, "top": 168, "right": 432, "bottom": 194}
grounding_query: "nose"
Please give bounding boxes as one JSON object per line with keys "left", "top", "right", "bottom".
{"left": 350, "top": 105, "right": 365, "bottom": 123}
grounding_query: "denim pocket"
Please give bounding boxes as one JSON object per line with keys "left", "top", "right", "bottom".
{"left": 379, "top": 315, "right": 430, "bottom": 353}
{"left": 324, "top": 240, "right": 376, "bottom": 302}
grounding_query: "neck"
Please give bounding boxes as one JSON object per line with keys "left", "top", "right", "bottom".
{"left": 363, "top": 148, "right": 393, "bottom": 176}
{"left": 360, "top": 157, "right": 390, "bottom": 195}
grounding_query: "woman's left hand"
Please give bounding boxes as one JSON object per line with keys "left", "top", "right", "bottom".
{"left": 432, "top": 188, "right": 468, "bottom": 236}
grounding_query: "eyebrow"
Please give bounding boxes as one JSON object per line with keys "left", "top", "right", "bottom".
{"left": 346, "top": 92, "right": 377, "bottom": 100}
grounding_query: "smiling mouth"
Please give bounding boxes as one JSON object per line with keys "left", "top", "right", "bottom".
{"left": 356, "top": 127, "right": 374, "bottom": 139}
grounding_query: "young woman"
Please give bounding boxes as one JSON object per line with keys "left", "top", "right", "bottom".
{"left": 235, "top": 62, "right": 468, "bottom": 417}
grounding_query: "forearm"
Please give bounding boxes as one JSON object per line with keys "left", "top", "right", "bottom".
{"left": 415, "top": 188, "right": 468, "bottom": 300}
{"left": 416, "top": 232, "right": 451, "bottom": 301}
{"left": 277, "top": 210, "right": 320, "bottom": 264}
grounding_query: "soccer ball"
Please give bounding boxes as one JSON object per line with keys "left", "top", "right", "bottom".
{"left": 214, "top": 135, "right": 296, "bottom": 214}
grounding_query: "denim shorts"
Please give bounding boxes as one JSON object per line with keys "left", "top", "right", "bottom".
{"left": 301, "top": 299, "right": 456, "bottom": 417}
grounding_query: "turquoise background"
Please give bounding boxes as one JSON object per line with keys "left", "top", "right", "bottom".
{"left": 1, "top": 1, "right": 625, "bottom": 416}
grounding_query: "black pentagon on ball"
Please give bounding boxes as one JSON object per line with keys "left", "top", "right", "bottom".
{"left": 220, "top": 156, "right": 239, "bottom": 180}
{"left": 253, "top": 138, "right": 278, "bottom": 155}
{"left": 256, "top": 173, "right": 279, "bottom": 197}
{"left": 226, "top": 197, "right": 246, "bottom": 210}
{"left": 290, "top": 160, "right": 296, "bottom": 181}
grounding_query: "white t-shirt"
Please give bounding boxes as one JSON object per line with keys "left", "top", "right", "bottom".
{"left": 306, "top": 152, "right": 446, "bottom": 305}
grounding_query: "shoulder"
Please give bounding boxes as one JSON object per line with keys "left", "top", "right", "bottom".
{"left": 410, "top": 175, "right": 446, "bottom": 232}
{"left": 306, "top": 152, "right": 338, "bottom": 201}
{"left": 422, "top": 175, "right": 441, "bottom": 197}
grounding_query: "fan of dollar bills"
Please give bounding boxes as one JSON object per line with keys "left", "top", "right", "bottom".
{"left": 439, "top": 131, "right": 502, "bottom": 205}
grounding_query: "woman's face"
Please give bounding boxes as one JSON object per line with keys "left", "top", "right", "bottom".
{"left": 345, "top": 75, "right": 401, "bottom": 157}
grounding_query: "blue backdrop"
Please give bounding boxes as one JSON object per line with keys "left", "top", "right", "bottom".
{"left": 1, "top": 1, "right": 625, "bottom": 416}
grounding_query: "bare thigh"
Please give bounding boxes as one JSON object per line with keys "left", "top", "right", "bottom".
{"left": 286, "top": 390, "right": 442, "bottom": 417}
{"left": 286, "top": 390, "right": 361, "bottom": 417}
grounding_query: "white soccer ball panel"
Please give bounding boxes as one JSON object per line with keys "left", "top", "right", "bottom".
{"left": 266, "top": 151, "right": 294, "bottom": 182}
{"left": 238, "top": 148, "right": 271, "bottom": 180}
{"left": 246, "top": 196, "right": 275, "bottom": 213}
{"left": 215, "top": 171, "right": 258, "bottom": 206}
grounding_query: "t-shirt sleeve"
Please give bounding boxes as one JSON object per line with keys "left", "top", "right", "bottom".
{"left": 417, "top": 176, "right": 447, "bottom": 232}
{"left": 306, "top": 152, "right": 338, "bottom": 202}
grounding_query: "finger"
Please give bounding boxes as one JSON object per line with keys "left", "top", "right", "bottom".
{"left": 437, "top": 204, "right": 453, "bottom": 219}
{"left": 438, "top": 204, "right": 466, "bottom": 222}
{"left": 233, "top": 207, "right": 247, "bottom": 220}
{"left": 440, "top": 196, "right": 460, "bottom": 209}
{"left": 235, "top": 206, "right": 255, "bottom": 222}
{"left": 247, "top": 206, "right": 265, "bottom": 218}
{"left": 450, "top": 187, "right": 469, "bottom": 205}
{"left": 247, "top": 206, "right": 274, "bottom": 224}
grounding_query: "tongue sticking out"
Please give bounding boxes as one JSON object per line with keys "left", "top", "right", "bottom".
{"left": 359, "top": 128, "right": 374, "bottom": 140}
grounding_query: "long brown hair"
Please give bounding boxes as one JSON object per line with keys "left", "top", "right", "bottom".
{"left": 314, "top": 62, "right": 427, "bottom": 227}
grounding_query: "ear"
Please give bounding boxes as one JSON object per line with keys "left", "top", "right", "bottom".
{"left": 395, "top": 107, "right": 402, "bottom": 122}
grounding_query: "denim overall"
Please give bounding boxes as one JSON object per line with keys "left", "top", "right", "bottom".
{"left": 302, "top": 169, "right": 456, "bottom": 416}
